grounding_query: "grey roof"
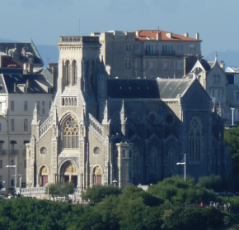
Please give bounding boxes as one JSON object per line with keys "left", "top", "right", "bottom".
{"left": 156, "top": 78, "right": 192, "bottom": 98}
{"left": 226, "top": 67, "right": 239, "bottom": 73}
{"left": 0, "top": 41, "right": 43, "bottom": 66}
{"left": 1, "top": 72, "right": 52, "bottom": 94}
{"left": 107, "top": 78, "right": 193, "bottom": 99}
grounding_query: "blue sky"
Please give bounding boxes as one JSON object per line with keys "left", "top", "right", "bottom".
{"left": 0, "top": 0, "right": 238, "bottom": 57}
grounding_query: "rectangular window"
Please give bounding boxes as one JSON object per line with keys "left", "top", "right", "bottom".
{"left": 177, "top": 61, "right": 183, "bottom": 70}
{"left": 11, "top": 179, "right": 14, "bottom": 187}
{"left": 177, "top": 44, "right": 183, "bottom": 51}
{"left": 0, "top": 143, "right": 3, "bottom": 150}
{"left": 149, "top": 61, "right": 155, "bottom": 70}
{"left": 24, "top": 119, "right": 28, "bottom": 132}
{"left": 125, "top": 44, "right": 131, "bottom": 51}
{"left": 42, "top": 101, "right": 45, "bottom": 106}
{"left": 21, "top": 182, "right": 26, "bottom": 188}
{"left": 0, "top": 160, "right": 2, "bottom": 169}
{"left": 10, "top": 119, "right": 14, "bottom": 131}
{"left": 163, "top": 61, "right": 170, "bottom": 70}
{"left": 162, "top": 45, "right": 173, "bottom": 55}
{"left": 145, "top": 45, "right": 156, "bottom": 55}
{"left": 10, "top": 101, "right": 14, "bottom": 111}
{"left": 134, "top": 44, "right": 139, "bottom": 50}
{"left": 24, "top": 101, "right": 28, "bottom": 111}
{"left": 125, "top": 59, "right": 132, "bottom": 69}
{"left": 42, "top": 108, "right": 44, "bottom": 114}
{"left": 236, "top": 92, "right": 239, "bottom": 101}
{"left": 11, "top": 159, "right": 15, "bottom": 165}
{"left": 189, "top": 44, "right": 195, "bottom": 52}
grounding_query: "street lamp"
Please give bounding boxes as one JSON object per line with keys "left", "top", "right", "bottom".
{"left": 176, "top": 154, "right": 186, "bottom": 182}
{"left": 112, "top": 179, "right": 117, "bottom": 187}
{"left": 6, "top": 165, "right": 16, "bottom": 189}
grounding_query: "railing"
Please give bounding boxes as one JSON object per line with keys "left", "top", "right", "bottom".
{"left": 59, "top": 36, "right": 99, "bottom": 43}
{"left": 144, "top": 50, "right": 159, "bottom": 56}
{"left": 144, "top": 50, "right": 176, "bottom": 56}
{"left": 89, "top": 113, "right": 103, "bottom": 140}
{"left": 61, "top": 97, "right": 77, "bottom": 106}
{"left": 161, "top": 50, "right": 175, "bottom": 56}
{"left": 39, "top": 115, "right": 53, "bottom": 138}
{"left": 9, "top": 150, "right": 19, "bottom": 155}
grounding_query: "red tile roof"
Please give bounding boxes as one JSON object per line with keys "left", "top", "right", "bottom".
{"left": 134, "top": 30, "right": 201, "bottom": 42}
{"left": 1, "top": 56, "right": 23, "bottom": 68}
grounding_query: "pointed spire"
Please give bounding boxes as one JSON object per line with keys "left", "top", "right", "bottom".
{"left": 32, "top": 103, "right": 38, "bottom": 123}
{"left": 103, "top": 100, "right": 108, "bottom": 124}
{"left": 212, "top": 98, "right": 216, "bottom": 113}
{"left": 215, "top": 52, "right": 218, "bottom": 62}
{"left": 120, "top": 100, "right": 125, "bottom": 123}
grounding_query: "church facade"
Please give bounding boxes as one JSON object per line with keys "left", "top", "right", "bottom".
{"left": 26, "top": 36, "right": 231, "bottom": 189}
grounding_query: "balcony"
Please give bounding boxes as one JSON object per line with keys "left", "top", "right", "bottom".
{"left": 144, "top": 50, "right": 176, "bottom": 56}
{"left": 161, "top": 50, "right": 176, "bottom": 56}
{"left": 144, "top": 50, "right": 159, "bottom": 56}
{"left": 9, "top": 150, "right": 19, "bottom": 155}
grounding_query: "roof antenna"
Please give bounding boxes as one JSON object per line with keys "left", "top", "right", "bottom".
{"left": 157, "top": 26, "right": 159, "bottom": 30}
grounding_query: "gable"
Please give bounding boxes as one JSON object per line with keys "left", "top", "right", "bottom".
{"left": 180, "top": 80, "right": 211, "bottom": 110}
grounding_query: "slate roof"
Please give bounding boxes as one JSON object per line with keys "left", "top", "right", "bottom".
{"left": 0, "top": 41, "right": 43, "bottom": 66}
{"left": 0, "top": 68, "right": 53, "bottom": 94}
{"left": 107, "top": 78, "right": 193, "bottom": 99}
{"left": 200, "top": 59, "right": 211, "bottom": 71}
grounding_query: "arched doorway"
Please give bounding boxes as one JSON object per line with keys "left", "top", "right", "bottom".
{"left": 39, "top": 165, "right": 48, "bottom": 187}
{"left": 93, "top": 166, "right": 102, "bottom": 185}
{"left": 60, "top": 161, "right": 78, "bottom": 188}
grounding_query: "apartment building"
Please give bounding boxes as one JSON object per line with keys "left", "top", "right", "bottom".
{"left": 91, "top": 30, "right": 201, "bottom": 79}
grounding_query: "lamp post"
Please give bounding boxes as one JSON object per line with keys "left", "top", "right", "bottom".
{"left": 112, "top": 179, "right": 117, "bottom": 187}
{"left": 176, "top": 154, "right": 186, "bottom": 182}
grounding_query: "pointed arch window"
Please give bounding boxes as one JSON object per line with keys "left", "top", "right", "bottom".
{"left": 133, "top": 148, "right": 139, "bottom": 172}
{"left": 168, "top": 148, "right": 175, "bottom": 175}
{"left": 65, "top": 60, "right": 71, "bottom": 86}
{"left": 72, "top": 60, "right": 77, "bottom": 86}
{"left": 62, "top": 116, "right": 79, "bottom": 149}
{"left": 150, "top": 147, "right": 157, "bottom": 173}
{"left": 188, "top": 117, "right": 202, "bottom": 162}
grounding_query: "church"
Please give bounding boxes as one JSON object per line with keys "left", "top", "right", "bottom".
{"left": 26, "top": 36, "right": 231, "bottom": 189}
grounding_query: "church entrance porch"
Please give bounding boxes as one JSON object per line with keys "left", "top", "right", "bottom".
{"left": 60, "top": 161, "right": 78, "bottom": 188}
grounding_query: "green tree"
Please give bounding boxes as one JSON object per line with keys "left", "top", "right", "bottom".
{"left": 81, "top": 185, "right": 121, "bottom": 205}
{"left": 49, "top": 182, "right": 75, "bottom": 199}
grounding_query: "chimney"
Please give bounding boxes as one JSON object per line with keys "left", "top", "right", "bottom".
{"left": 220, "top": 61, "right": 225, "bottom": 70}
{"left": 14, "top": 83, "right": 17, "bottom": 92}
{"left": 26, "top": 79, "right": 29, "bottom": 89}
{"left": 136, "top": 31, "right": 139, "bottom": 37}
{"left": 166, "top": 32, "right": 172, "bottom": 39}
{"left": 23, "top": 63, "right": 28, "bottom": 74}
{"left": 156, "top": 33, "right": 161, "bottom": 40}
{"left": 184, "top": 32, "right": 189, "bottom": 37}
{"left": 196, "top": 32, "right": 199, "bottom": 40}
{"left": 28, "top": 63, "right": 33, "bottom": 74}
{"left": 52, "top": 65, "right": 58, "bottom": 94}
